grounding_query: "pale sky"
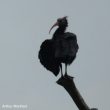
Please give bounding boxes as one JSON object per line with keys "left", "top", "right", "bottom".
{"left": 0, "top": 0, "right": 110, "bottom": 110}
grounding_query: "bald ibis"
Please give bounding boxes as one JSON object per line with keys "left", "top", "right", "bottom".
{"left": 38, "top": 16, "right": 79, "bottom": 77}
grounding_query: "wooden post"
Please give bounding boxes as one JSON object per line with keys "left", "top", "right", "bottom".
{"left": 57, "top": 74, "right": 98, "bottom": 110}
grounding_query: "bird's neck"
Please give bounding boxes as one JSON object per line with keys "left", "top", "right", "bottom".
{"left": 53, "top": 26, "right": 67, "bottom": 39}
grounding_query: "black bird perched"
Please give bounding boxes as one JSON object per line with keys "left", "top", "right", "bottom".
{"left": 38, "top": 16, "right": 79, "bottom": 77}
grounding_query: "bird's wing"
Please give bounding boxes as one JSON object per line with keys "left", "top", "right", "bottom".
{"left": 64, "top": 32, "right": 79, "bottom": 53}
{"left": 38, "top": 39, "right": 60, "bottom": 76}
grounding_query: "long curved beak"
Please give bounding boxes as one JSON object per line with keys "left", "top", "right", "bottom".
{"left": 49, "top": 16, "right": 68, "bottom": 34}
{"left": 49, "top": 22, "right": 58, "bottom": 34}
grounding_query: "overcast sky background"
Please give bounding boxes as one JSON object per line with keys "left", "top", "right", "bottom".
{"left": 0, "top": 0, "right": 110, "bottom": 110}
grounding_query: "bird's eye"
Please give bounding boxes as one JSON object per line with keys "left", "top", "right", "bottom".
{"left": 57, "top": 18, "right": 61, "bottom": 22}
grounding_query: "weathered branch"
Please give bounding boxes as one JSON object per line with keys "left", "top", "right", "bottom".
{"left": 56, "top": 74, "right": 98, "bottom": 110}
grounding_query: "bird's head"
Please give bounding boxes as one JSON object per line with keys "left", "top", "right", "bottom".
{"left": 49, "top": 16, "right": 68, "bottom": 34}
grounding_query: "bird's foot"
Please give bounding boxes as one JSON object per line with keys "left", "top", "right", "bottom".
{"left": 57, "top": 73, "right": 74, "bottom": 85}
{"left": 61, "top": 74, "right": 64, "bottom": 78}
{"left": 64, "top": 72, "right": 67, "bottom": 76}
{"left": 64, "top": 73, "right": 74, "bottom": 79}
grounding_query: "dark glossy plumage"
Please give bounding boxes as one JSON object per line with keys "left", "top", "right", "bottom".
{"left": 38, "top": 39, "right": 60, "bottom": 76}
{"left": 38, "top": 17, "right": 79, "bottom": 76}
{"left": 53, "top": 32, "right": 78, "bottom": 65}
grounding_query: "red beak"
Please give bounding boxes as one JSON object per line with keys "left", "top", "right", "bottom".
{"left": 49, "top": 22, "right": 58, "bottom": 34}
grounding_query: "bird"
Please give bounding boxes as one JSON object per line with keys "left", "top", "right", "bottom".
{"left": 38, "top": 16, "right": 79, "bottom": 77}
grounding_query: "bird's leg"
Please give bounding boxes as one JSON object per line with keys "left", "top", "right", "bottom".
{"left": 65, "top": 63, "right": 67, "bottom": 75}
{"left": 60, "top": 64, "right": 63, "bottom": 77}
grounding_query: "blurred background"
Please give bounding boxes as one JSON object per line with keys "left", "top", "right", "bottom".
{"left": 0, "top": 0, "right": 110, "bottom": 109}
